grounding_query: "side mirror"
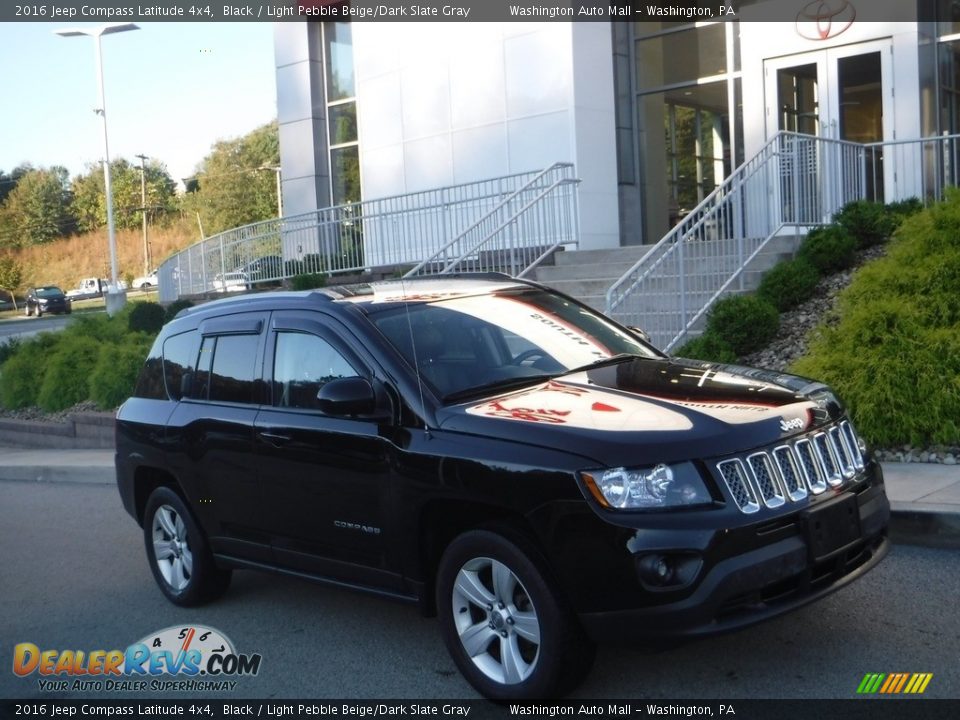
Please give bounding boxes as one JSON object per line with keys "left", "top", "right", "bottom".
{"left": 317, "top": 377, "right": 376, "bottom": 416}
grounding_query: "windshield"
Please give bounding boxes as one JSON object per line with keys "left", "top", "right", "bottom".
{"left": 36, "top": 287, "right": 64, "bottom": 298}
{"left": 368, "top": 288, "right": 660, "bottom": 401}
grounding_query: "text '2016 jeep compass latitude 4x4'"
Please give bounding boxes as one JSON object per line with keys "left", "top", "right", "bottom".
{"left": 116, "top": 275, "right": 890, "bottom": 700}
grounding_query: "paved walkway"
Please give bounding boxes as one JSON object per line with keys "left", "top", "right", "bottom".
{"left": 0, "top": 446, "right": 957, "bottom": 546}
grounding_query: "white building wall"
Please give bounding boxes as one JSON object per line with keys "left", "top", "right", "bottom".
{"left": 351, "top": 22, "right": 620, "bottom": 251}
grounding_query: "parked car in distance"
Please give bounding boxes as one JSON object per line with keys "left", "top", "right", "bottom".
{"left": 116, "top": 274, "right": 890, "bottom": 701}
{"left": 133, "top": 269, "right": 158, "bottom": 290}
{"left": 212, "top": 271, "right": 249, "bottom": 293}
{"left": 238, "top": 255, "right": 283, "bottom": 284}
{"left": 66, "top": 277, "right": 108, "bottom": 301}
{"left": 24, "top": 286, "right": 72, "bottom": 316}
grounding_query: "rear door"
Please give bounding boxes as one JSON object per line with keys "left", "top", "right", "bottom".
{"left": 164, "top": 312, "right": 270, "bottom": 562}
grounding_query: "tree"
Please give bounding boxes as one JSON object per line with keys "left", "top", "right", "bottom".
{"left": 183, "top": 121, "right": 280, "bottom": 235}
{"left": 0, "top": 164, "right": 33, "bottom": 206}
{"left": 0, "top": 255, "right": 23, "bottom": 309}
{"left": 0, "top": 167, "right": 75, "bottom": 247}
{"left": 71, "top": 159, "right": 177, "bottom": 233}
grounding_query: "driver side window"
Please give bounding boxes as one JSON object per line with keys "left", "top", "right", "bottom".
{"left": 273, "top": 332, "right": 358, "bottom": 409}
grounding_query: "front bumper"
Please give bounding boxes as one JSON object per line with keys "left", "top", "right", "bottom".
{"left": 575, "top": 474, "right": 890, "bottom": 642}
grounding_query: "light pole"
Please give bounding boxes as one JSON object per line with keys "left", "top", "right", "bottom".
{"left": 55, "top": 22, "right": 139, "bottom": 315}
{"left": 258, "top": 165, "right": 283, "bottom": 218}
{"left": 135, "top": 153, "right": 150, "bottom": 275}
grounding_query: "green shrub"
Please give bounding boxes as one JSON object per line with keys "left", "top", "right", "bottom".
{"left": 62, "top": 312, "right": 128, "bottom": 345}
{"left": 291, "top": 273, "right": 327, "bottom": 290}
{"left": 0, "top": 336, "right": 22, "bottom": 366}
{"left": 705, "top": 294, "right": 779, "bottom": 356}
{"left": 798, "top": 225, "right": 857, "bottom": 274}
{"left": 791, "top": 191, "right": 960, "bottom": 446}
{"left": 89, "top": 338, "right": 152, "bottom": 409}
{"left": 36, "top": 335, "right": 101, "bottom": 412}
{"left": 164, "top": 299, "right": 194, "bottom": 323}
{"left": 127, "top": 302, "right": 166, "bottom": 335}
{"left": 887, "top": 197, "right": 923, "bottom": 219}
{"left": 756, "top": 257, "right": 820, "bottom": 311}
{"left": 0, "top": 334, "right": 58, "bottom": 409}
{"left": 675, "top": 331, "right": 738, "bottom": 364}
{"left": 833, "top": 200, "right": 898, "bottom": 248}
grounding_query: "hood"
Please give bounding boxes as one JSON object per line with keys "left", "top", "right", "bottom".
{"left": 435, "top": 357, "right": 845, "bottom": 467}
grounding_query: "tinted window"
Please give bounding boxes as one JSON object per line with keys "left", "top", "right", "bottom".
{"left": 208, "top": 334, "right": 260, "bottom": 404}
{"left": 161, "top": 330, "right": 198, "bottom": 400}
{"left": 134, "top": 337, "right": 167, "bottom": 400}
{"left": 273, "top": 332, "right": 358, "bottom": 409}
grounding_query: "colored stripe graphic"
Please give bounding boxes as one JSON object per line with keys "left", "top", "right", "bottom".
{"left": 857, "top": 673, "right": 933, "bottom": 694}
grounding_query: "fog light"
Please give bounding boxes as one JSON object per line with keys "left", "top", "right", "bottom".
{"left": 635, "top": 552, "right": 703, "bottom": 590}
{"left": 637, "top": 554, "right": 674, "bottom": 586}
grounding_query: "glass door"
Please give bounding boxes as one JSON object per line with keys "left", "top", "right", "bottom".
{"left": 764, "top": 40, "right": 893, "bottom": 216}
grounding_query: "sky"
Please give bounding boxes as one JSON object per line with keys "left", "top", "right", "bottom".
{"left": 0, "top": 22, "right": 277, "bottom": 188}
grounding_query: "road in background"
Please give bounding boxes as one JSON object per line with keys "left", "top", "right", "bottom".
{"left": 1, "top": 480, "right": 957, "bottom": 700}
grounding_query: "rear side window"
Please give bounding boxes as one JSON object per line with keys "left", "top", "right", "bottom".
{"left": 133, "top": 338, "right": 166, "bottom": 400}
{"left": 188, "top": 333, "right": 261, "bottom": 404}
{"left": 162, "top": 330, "right": 199, "bottom": 400}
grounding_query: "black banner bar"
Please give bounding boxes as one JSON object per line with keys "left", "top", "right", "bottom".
{"left": 2, "top": 700, "right": 959, "bottom": 720}
{"left": 0, "top": 1, "right": 931, "bottom": 24}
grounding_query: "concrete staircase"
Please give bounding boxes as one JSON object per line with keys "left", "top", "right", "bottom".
{"left": 534, "top": 234, "right": 803, "bottom": 330}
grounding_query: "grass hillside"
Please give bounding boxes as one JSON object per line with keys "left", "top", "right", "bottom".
{"left": 5, "top": 218, "right": 199, "bottom": 294}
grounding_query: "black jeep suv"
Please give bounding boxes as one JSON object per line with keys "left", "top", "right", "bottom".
{"left": 116, "top": 275, "right": 890, "bottom": 699}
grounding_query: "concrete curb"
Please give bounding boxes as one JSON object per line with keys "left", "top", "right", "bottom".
{"left": 889, "top": 506, "right": 960, "bottom": 550}
{"left": 0, "top": 466, "right": 114, "bottom": 485}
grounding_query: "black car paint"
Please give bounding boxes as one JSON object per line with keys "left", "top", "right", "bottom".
{"left": 116, "top": 279, "right": 890, "bottom": 638}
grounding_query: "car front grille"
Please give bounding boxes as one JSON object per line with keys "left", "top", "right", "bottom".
{"left": 717, "top": 420, "right": 865, "bottom": 514}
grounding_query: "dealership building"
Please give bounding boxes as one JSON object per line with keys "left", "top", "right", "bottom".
{"left": 273, "top": 1, "right": 960, "bottom": 254}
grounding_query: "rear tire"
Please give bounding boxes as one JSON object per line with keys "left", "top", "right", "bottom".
{"left": 143, "top": 486, "right": 232, "bottom": 606}
{"left": 436, "top": 529, "right": 595, "bottom": 700}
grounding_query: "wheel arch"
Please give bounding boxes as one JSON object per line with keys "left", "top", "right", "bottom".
{"left": 416, "top": 499, "right": 558, "bottom": 617}
{"left": 133, "top": 465, "right": 185, "bottom": 526}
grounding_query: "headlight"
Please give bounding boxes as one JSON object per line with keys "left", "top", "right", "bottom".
{"left": 581, "top": 461, "right": 712, "bottom": 510}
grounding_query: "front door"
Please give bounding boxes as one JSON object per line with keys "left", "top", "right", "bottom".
{"left": 764, "top": 40, "right": 894, "bottom": 212}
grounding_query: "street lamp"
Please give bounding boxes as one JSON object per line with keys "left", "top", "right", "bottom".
{"left": 135, "top": 153, "right": 151, "bottom": 275}
{"left": 257, "top": 165, "right": 283, "bottom": 218}
{"left": 55, "top": 22, "right": 139, "bottom": 315}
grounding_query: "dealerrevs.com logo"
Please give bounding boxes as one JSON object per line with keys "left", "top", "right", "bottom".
{"left": 12, "top": 625, "right": 262, "bottom": 693}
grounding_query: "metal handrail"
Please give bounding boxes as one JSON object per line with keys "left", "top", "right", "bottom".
{"left": 603, "top": 131, "right": 960, "bottom": 351}
{"left": 404, "top": 162, "right": 575, "bottom": 276}
{"left": 158, "top": 164, "right": 581, "bottom": 302}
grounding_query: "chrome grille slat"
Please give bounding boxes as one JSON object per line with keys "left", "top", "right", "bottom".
{"left": 829, "top": 426, "right": 856, "bottom": 479}
{"left": 717, "top": 459, "right": 760, "bottom": 514}
{"left": 841, "top": 420, "right": 865, "bottom": 469}
{"left": 716, "top": 420, "right": 865, "bottom": 513}
{"left": 814, "top": 432, "right": 843, "bottom": 487}
{"left": 773, "top": 445, "right": 807, "bottom": 502}
{"left": 794, "top": 438, "right": 828, "bottom": 494}
{"left": 747, "top": 452, "right": 785, "bottom": 508}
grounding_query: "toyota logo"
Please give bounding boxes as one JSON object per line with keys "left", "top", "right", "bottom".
{"left": 796, "top": 0, "right": 856, "bottom": 41}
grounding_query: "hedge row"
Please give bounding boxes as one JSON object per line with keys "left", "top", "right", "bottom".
{"left": 0, "top": 301, "right": 170, "bottom": 412}
{"left": 676, "top": 200, "right": 919, "bottom": 363}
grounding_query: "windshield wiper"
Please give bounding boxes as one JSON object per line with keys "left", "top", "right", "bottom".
{"left": 559, "top": 353, "right": 638, "bottom": 376}
{"left": 442, "top": 375, "right": 556, "bottom": 403}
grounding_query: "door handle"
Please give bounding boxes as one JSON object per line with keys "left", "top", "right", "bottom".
{"left": 257, "top": 431, "right": 292, "bottom": 446}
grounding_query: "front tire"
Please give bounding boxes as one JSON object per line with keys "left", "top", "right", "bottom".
{"left": 436, "top": 529, "right": 595, "bottom": 700}
{"left": 143, "top": 487, "right": 232, "bottom": 606}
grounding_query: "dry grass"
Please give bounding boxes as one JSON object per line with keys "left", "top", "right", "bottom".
{"left": 5, "top": 218, "right": 200, "bottom": 292}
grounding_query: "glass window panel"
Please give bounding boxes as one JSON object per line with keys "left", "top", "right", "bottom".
{"left": 324, "top": 22, "right": 355, "bottom": 101}
{"left": 329, "top": 102, "right": 358, "bottom": 146}
{"left": 331, "top": 146, "right": 361, "bottom": 206}
{"left": 938, "top": 0, "right": 960, "bottom": 35}
{"left": 209, "top": 334, "right": 259, "bottom": 404}
{"left": 636, "top": 24, "right": 727, "bottom": 89}
{"left": 162, "top": 330, "right": 199, "bottom": 400}
{"left": 273, "top": 332, "right": 357, "bottom": 409}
